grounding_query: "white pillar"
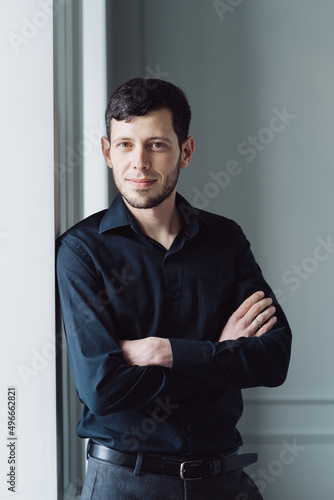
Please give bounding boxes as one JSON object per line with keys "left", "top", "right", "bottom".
{"left": 82, "top": 0, "right": 109, "bottom": 218}
{"left": 0, "top": 1, "right": 57, "bottom": 499}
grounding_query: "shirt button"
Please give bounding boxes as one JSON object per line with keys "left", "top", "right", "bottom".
{"left": 170, "top": 293, "right": 178, "bottom": 301}
{"left": 187, "top": 426, "right": 191, "bottom": 433}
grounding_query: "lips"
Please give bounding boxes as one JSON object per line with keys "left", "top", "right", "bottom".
{"left": 127, "top": 178, "right": 157, "bottom": 188}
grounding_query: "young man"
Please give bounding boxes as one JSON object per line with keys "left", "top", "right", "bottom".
{"left": 56, "top": 78, "right": 291, "bottom": 499}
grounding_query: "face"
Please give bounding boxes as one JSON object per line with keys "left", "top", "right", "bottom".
{"left": 101, "top": 108, "right": 194, "bottom": 210}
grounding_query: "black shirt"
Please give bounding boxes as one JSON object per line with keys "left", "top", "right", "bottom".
{"left": 56, "top": 193, "right": 291, "bottom": 456}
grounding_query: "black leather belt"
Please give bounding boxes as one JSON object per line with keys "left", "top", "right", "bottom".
{"left": 87, "top": 440, "right": 258, "bottom": 480}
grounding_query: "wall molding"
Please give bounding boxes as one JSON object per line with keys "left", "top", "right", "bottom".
{"left": 242, "top": 432, "right": 334, "bottom": 445}
{"left": 243, "top": 396, "right": 334, "bottom": 405}
{"left": 240, "top": 395, "right": 334, "bottom": 445}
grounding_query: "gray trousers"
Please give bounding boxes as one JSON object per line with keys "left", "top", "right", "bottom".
{"left": 81, "top": 456, "right": 263, "bottom": 500}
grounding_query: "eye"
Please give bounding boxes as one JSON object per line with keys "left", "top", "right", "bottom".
{"left": 118, "top": 142, "right": 132, "bottom": 149}
{"left": 151, "top": 142, "right": 166, "bottom": 150}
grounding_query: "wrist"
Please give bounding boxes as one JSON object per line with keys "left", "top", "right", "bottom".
{"left": 155, "top": 338, "right": 172, "bottom": 368}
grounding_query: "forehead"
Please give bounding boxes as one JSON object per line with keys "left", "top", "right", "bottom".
{"left": 110, "top": 108, "right": 175, "bottom": 140}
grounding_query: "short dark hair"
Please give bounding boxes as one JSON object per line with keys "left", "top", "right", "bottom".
{"left": 105, "top": 78, "right": 192, "bottom": 149}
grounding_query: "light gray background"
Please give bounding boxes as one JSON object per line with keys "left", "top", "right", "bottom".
{"left": 106, "top": 1, "right": 334, "bottom": 497}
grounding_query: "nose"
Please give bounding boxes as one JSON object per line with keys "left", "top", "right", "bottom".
{"left": 132, "top": 146, "right": 150, "bottom": 170}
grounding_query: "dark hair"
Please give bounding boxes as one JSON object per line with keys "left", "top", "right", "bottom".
{"left": 105, "top": 78, "right": 192, "bottom": 149}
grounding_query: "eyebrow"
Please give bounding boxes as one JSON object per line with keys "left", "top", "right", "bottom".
{"left": 148, "top": 136, "right": 173, "bottom": 144}
{"left": 111, "top": 136, "right": 174, "bottom": 145}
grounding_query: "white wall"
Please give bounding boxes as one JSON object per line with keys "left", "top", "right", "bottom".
{"left": 0, "top": 1, "right": 57, "bottom": 498}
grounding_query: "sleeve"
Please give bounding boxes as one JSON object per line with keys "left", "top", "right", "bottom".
{"left": 56, "top": 237, "right": 209, "bottom": 417}
{"left": 168, "top": 224, "right": 292, "bottom": 390}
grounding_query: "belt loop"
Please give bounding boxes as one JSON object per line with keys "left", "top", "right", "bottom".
{"left": 209, "top": 459, "right": 222, "bottom": 477}
{"left": 134, "top": 453, "right": 143, "bottom": 476}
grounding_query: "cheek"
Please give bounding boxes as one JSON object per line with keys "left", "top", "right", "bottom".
{"left": 110, "top": 157, "right": 129, "bottom": 176}
{"left": 157, "top": 155, "right": 177, "bottom": 169}
{"left": 113, "top": 168, "right": 128, "bottom": 182}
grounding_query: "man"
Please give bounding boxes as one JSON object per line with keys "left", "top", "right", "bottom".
{"left": 56, "top": 78, "right": 291, "bottom": 499}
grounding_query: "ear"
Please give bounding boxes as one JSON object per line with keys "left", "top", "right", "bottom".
{"left": 101, "top": 136, "right": 113, "bottom": 169}
{"left": 180, "top": 136, "right": 195, "bottom": 170}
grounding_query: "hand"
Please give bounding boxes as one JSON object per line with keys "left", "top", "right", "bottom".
{"left": 219, "top": 291, "right": 277, "bottom": 342}
{"left": 119, "top": 337, "right": 173, "bottom": 368}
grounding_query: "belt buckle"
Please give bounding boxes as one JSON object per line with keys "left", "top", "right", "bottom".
{"left": 180, "top": 460, "right": 203, "bottom": 480}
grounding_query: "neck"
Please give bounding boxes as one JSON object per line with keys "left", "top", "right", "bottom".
{"left": 123, "top": 191, "right": 182, "bottom": 249}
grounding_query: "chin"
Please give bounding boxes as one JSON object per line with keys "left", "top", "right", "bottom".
{"left": 123, "top": 190, "right": 174, "bottom": 210}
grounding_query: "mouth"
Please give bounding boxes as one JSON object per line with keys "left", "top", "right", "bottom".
{"left": 127, "top": 178, "right": 157, "bottom": 188}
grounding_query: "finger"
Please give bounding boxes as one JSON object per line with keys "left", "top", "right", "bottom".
{"left": 254, "top": 316, "right": 277, "bottom": 337}
{"left": 245, "top": 297, "right": 273, "bottom": 325}
{"left": 255, "top": 305, "right": 276, "bottom": 328}
{"left": 249, "top": 304, "right": 275, "bottom": 336}
{"left": 232, "top": 291, "right": 265, "bottom": 320}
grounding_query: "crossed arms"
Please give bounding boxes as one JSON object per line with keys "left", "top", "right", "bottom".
{"left": 56, "top": 226, "right": 291, "bottom": 416}
{"left": 120, "top": 291, "right": 277, "bottom": 368}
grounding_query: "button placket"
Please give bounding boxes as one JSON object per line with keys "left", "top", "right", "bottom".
{"left": 162, "top": 256, "right": 182, "bottom": 303}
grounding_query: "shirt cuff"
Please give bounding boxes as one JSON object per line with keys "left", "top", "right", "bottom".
{"left": 168, "top": 338, "right": 214, "bottom": 373}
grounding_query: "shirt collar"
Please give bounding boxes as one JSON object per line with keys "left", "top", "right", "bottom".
{"left": 99, "top": 192, "right": 207, "bottom": 238}
{"left": 99, "top": 194, "right": 131, "bottom": 233}
{"left": 175, "top": 192, "right": 208, "bottom": 238}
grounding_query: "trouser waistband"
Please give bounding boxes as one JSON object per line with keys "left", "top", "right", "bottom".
{"left": 87, "top": 440, "right": 258, "bottom": 480}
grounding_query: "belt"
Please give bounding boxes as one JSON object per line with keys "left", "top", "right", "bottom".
{"left": 87, "top": 440, "right": 258, "bottom": 481}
